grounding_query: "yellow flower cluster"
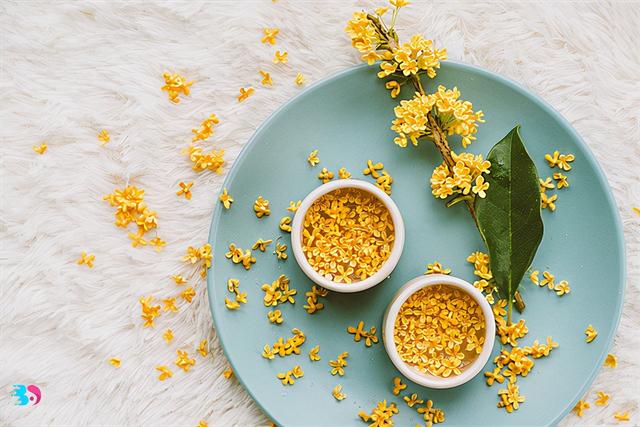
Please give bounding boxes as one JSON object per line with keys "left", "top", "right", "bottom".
{"left": 184, "top": 145, "right": 225, "bottom": 174}
{"left": 328, "top": 351, "right": 349, "bottom": 376}
{"left": 303, "top": 285, "right": 328, "bottom": 314}
{"left": 391, "top": 377, "right": 406, "bottom": 396}
{"left": 104, "top": 185, "right": 160, "bottom": 248}
{"left": 358, "top": 400, "right": 399, "bottom": 426}
{"left": 540, "top": 152, "right": 574, "bottom": 211}
{"left": 363, "top": 160, "right": 394, "bottom": 195}
{"left": 77, "top": 251, "right": 95, "bottom": 268}
{"left": 394, "top": 284, "right": 486, "bottom": 377}
{"left": 466, "top": 250, "right": 496, "bottom": 302}
{"left": 182, "top": 243, "right": 213, "bottom": 278}
{"left": 139, "top": 296, "right": 161, "bottom": 328}
{"left": 545, "top": 150, "right": 575, "bottom": 171}
{"left": 161, "top": 72, "right": 193, "bottom": 103}
{"left": 261, "top": 274, "right": 296, "bottom": 307}
{"left": 253, "top": 196, "right": 271, "bottom": 217}
{"left": 225, "top": 278, "right": 247, "bottom": 310}
{"left": 277, "top": 365, "right": 303, "bottom": 386}
{"left": 344, "top": 12, "right": 380, "bottom": 61}
{"left": 192, "top": 114, "right": 220, "bottom": 142}
{"left": 417, "top": 399, "right": 446, "bottom": 427}
{"left": 262, "top": 328, "right": 306, "bottom": 359}
{"left": 424, "top": 261, "right": 451, "bottom": 275}
{"left": 530, "top": 270, "right": 571, "bottom": 296}
{"left": 381, "top": 34, "right": 447, "bottom": 78}
{"left": 225, "top": 243, "right": 256, "bottom": 270}
{"left": 302, "top": 188, "right": 395, "bottom": 283}
{"left": 392, "top": 86, "right": 484, "bottom": 148}
{"left": 332, "top": 385, "right": 347, "bottom": 401}
{"left": 430, "top": 151, "right": 491, "bottom": 199}
{"left": 347, "top": 320, "right": 379, "bottom": 347}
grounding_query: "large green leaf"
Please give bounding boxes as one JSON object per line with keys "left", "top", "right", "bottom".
{"left": 475, "top": 126, "right": 543, "bottom": 313}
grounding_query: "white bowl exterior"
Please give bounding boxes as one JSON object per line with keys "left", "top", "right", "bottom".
{"left": 290, "top": 179, "right": 405, "bottom": 293}
{"left": 382, "top": 274, "right": 496, "bottom": 389}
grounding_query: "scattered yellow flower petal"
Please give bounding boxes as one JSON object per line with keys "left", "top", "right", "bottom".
{"left": 634, "top": 207, "right": 640, "bottom": 217}
{"left": 375, "top": 6, "right": 389, "bottom": 15}
{"left": 392, "top": 376, "right": 407, "bottom": 396}
{"left": 198, "top": 339, "right": 208, "bottom": 357}
{"left": 259, "top": 70, "right": 273, "bottom": 86}
{"left": 198, "top": 421, "right": 208, "bottom": 427}
{"left": 595, "top": 391, "right": 609, "bottom": 406}
{"left": 287, "top": 200, "right": 301, "bottom": 212}
{"left": 273, "top": 50, "right": 288, "bottom": 64}
{"left": 219, "top": 188, "right": 233, "bottom": 209}
{"left": 309, "top": 345, "right": 321, "bottom": 361}
{"left": 328, "top": 352, "right": 349, "bottom": 376}
{"left": 279, "top": 216, "right": 292, "bottom": 232}
{"left": 554, "top": 280, "right": 570, "bottom": 296}
{"left": 307, "top": 149, "right": 320, "bottom": 166}
{"left": 223, "top": 368, "right": 234, "bottom": 379}
{"left": 139, "top": 295, "right": 161, "bottom": 328}
{"left": 275, "top": 241, "right": 288, "bottom": 260}
{"left": 530, "top": 270, "right": 539, "bottom": 285}
{"left": 403, "top": 393, "right": 424, "bottom": 408}
{"left": 161, "top": 72, "right": 192, "bottom": 103}
{"left": 553, "top": 172, "right": 569, "bottom": 189}
{"left": 268, "top": 309, "right": 284, "bottom": 324}
{"left": 156, "top": 365, "right": 173, "bottom": 381}
{"left": 163, "top": 329, "right": 174, "bottom": 344}
{"left": 540, "top": 271, "right": 555, "bottom": 289}
{"left": 192, "top": 114, "right": 219, "bottom": 142}
{"left": 109, "top": 358, "right": 121, "bottom": 368}
{"left": 238, "top": 86, "right": 255, "bottom": 102}
{"left": 254, "top": 196, "right": 271, "bottom": 217}
{"left": 77, "top": 251, "right": 95, "bottom": 268}
{"left": 98, "top": 129, "right": 110, "bottom": 145}
{"left": 149, "top": 236, "right": 166, "bottom": 251}
{"left": 252, "top": 239, "right": 273, "bottom": 252}
{"left": 171, "top": 275, "right": 187, "bottom": 285}
{"left": 181, "top": 286, "right": 196, "bottom": 303}
{"left": 184, "top": 144, "right": 225, "bottom": 173}
{"left": 604, "top": 353, "right": 617, "bottom": 368}
{"left": 162, "top": 297, "right": 178, "bottom": 313}
{"left": 33, "top": 143, "right": 48, "bottom": 154}
{"left": 261, "top": 28, "right": 280, "bottom": 45}
{"left": 225, "top": 298, "right": 241, "bottom": 310}
{"left": 332, "top": 384, "right": 347, "bottom": 401}
{"left": 424, "top": 261, "right": 451, "bottom": 275}
{"left": 614, "top": 412, "right": 630, "bottom": 422}
{"left": 573, "top": 399, "right": 590, "bottom": 417}
{"left": 176, "top": 181, "right": 194, "bottom": 200}
{"left": 338, "top": 167, "right": 351, "bottom": 179}
{"left": 585, "top": 325, "right": 598, "bottom": 343}
{"left": 175, "top": 349, "right": 196, "bottom": 372}
{"left": 295, "top": 72, "right": 305, "bottom": 86}
{"left": 385, "top": 80, "right": 401, "bottom": 98}
{"left": 541, "top": 192, "right": 558, "bottom": 211}
{"left": 318, "top": 167, "right": 334, "bottom": 183}
{"left": 539, "top": 177, "right": 555, "bottom": 191}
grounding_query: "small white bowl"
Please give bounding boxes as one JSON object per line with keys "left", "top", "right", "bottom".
{"left": 290, "top": 179, "right": 405, "bottom": 293}
{"left": 382, "top": 274, "right": 496, "bottom": 388}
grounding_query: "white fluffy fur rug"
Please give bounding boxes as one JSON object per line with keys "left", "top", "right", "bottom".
{"left": 2, "top": 1, "right": 639, "bottom": 426}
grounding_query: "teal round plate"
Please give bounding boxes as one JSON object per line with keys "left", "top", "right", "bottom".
{"left": 207, "top": 62, "right": 624, "bottom": 426}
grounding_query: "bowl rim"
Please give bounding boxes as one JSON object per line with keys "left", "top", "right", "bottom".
{"left": 290, "top": 178, "right": 405, "bottom": 293}
{"left": 382, "top": 273, "right": 496, "bottom": 389}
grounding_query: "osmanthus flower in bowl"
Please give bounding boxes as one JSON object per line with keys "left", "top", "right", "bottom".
{"left": 290, "top": 179, "right": 405, "bottom": 293}
{"left": 382, "top": 274, "right": 496, "bottom": 389}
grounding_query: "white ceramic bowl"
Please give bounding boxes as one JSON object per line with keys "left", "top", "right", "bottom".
{"left": 382, "top": 274, "right": 496, "bottom": 388}
{"left": 290, "top": 179, "right": 405, "bottom": 293}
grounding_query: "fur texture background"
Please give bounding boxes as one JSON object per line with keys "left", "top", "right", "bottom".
{"left": 1, "top": 1, "right": 638, "bottom": 426}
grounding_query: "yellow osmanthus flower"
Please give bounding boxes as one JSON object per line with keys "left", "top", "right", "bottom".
{"left": 385, "top": 80, "right": 401, "bottom": 98}
{"left": 358, "top": 400, "right": 399, "bottom": 425}
{"left": 184, "top": 145, "right": 225, "bottom": 173}
{"left": 295, "top": 73, "right": 305, "bottom": 86}
{"left": 309, "top": 345, "right": 321, "bottom": 361}
{"left": 223, "top": 368, "right": 234, "bottom": 379}
{"left": 545, "top": 151, "right": 575, "bottom": 171}
{"left": 485, "top": 366, "right": 505, "bottom": 386}
{"left": 614, "top": 412, "right": 630, "bottom": 422}
{"left": 541, "top": 192, "right": 558, "bottom": 211}
{"left": 553, "top": 172, "right": 569, "bottom": 189}
{"left": 374, "top": 170, "right": 394, "bottom": 195}
{"left": 633, "top": 207, "right": 640, "bottom": 216}
{"left": 172, "top": 275, "right": 187, "bottom": 285}
{"left": 77, "top": 251, "right": 95, "bottom": 268}
{"left": 219, "top": 188, "right": 234, "bottom": 209}
{"left": 109, "top": 358, "right": 121, "bottom": 368}
{"left": 338, "top": 167, "right": 351, "bottom": 179}
{"left": 104, "top": 185, "right": 159, "bottom": 248}
{"left": 273, "top": 50, "right": 288, "bottom": 64}
{"left": 259, "top": 70, "right": 273, "bottom": 86}
{"left": 287, "top": 200, "right": 301, "bottom": 212}
{"left": 163, "top": 329, "right": 174, "bottom": 344}
{"left": 417, "top": 399, "right": 446, "bottom": 425}
{"left": 431, "top": 151, "right": 491, "bottom": 199}
{"left": 275, "top": 241, "right": 288, "bottom": 260}
{"left": 182, "top": 243, "right": 213, "bottom": 278}
{"left": 268, "top": 309, "right": 284, "bottom": 324}
{"left": 363, "top": 159, "right": 384, "bottom": 178}
{"left": 497, "top": 382, "right": 525, "bottom": 413}
{"left": 237, "top": 87, "right": 255, "bottom": 102}
{"left": 277, "top": 365, "right": 303, "bottom": 386}
{"left": 328, "top": 352, "right": 349, "bottom": 376}
{"left": 572, "top": 399, "right": 590, "bottom": 417}
{"left": 156, "top": 365, "right": 173, "bottom": 381}
{"left": 225, "top": 298, "right": 240, "bottom": 310}
{"left": 529, "top": 270, "right": 539, "bottom": 285}
{"left": 375, "top": 6, "right": 389, "bottom": 15}
{"left": 595, "top": 391, "right": 610, "bottom": 406}
{"left": 554, "top": 280, "right": 570, "bottom": 296}
{"left": 540, "top": 271, "right": 555, "bottom": 289}
{"left": 180, "top": 287, "right": 196, "bottom": 303}
{"left": 176, "top": 181, "right": 194, "bottom": 200}
{"left": 604, "top": 353, "right": 617, "bottom": 368}
{"left": 539, "top": 177, "right": 555, "bottom": 191}
{"left": 425, "top": 261, "right": 451, "bottom": 275}
{"left": 162, "top": 297, "right": 178, "bottom": 313}
{"left": 347, "top": 321, "right": 379, "bottom": 347}
{"left": 33, "top": 143, "right": 48, "bottom": 154}
{"left": 307, "top": 149, "right": 320, "bottom": 166}
{"left": 254, "top": 196, "right": 271, "bottom": 217}
{"left": 175, "top": 349, "right": 196, "bottom": 372}
{"left": 332, "top": 385, "right": 347, "bottom": 401}
{"left": 198, "top": 420, "right": 208, "bottom": 427}
{"left": 392, "top": 377, "right": 407, "bottom": 396}
{"left": 403, "top": 393, "right": 424, "bottom": 408}
{"left": 391, "top": 0, "right": 411, "bottom": 8}
{"left": 385, "top": 34, "right": 447, "bottom": 78}
{"left": 261, "top": 28, "right": 280, "bottom": 45}
{"left": 252, "top": 239, "right": 273, "bottom": 252}
{"left": 304, "top": 285, "right": 328, "bottom": 314}
{"left": 98, "top": 129, "right": 110, "bottom": 145}
{"left": 192, "top": 114, "right": 220, "bottom": 142}
{"left": 585, "top": 325, "right": 598, "bottom": 343}
{"left": 261, "top": 274, "right": 296, "bottom": 307}
{"left": 149, "top": 236, "right": 166, "bottom": 251}
{"left": 345, "top": 12, "right": 379, "bottom": 58}
{"left": 393, "top": 86, "right": 484, "bottom": 148}
{"left": 139, "top": 296, "right": 161, "bottom": 328}
{"left": 317, "top": 167, "right": 334, "bottom": 183}
{"left": 198, "top": 339, "right": 208, "bottom": 357}
{"left": 161, "top": 72, "right": 193, "bottom": 103}
{"left": 279, "top": 216, "right": 292, "bottom": 232}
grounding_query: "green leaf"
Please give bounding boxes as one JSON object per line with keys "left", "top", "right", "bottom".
{"left": 475, "top": 126, "right": 543, "bottom": 318}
